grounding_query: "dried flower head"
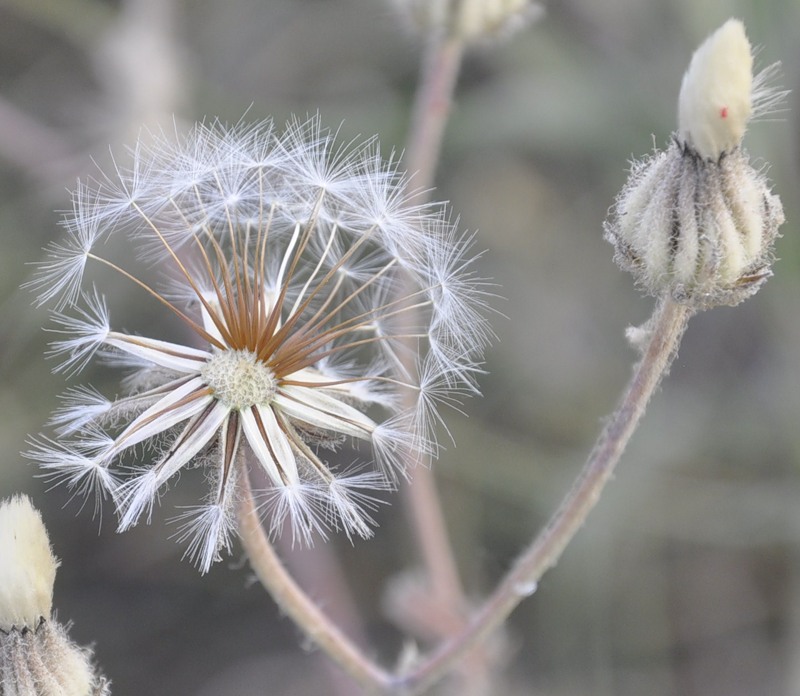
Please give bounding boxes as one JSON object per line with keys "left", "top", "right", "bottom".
{"left": 0, "top": 495, "right": 110, "bottom": 696}
{"left": 604, "top": 19, "right": 785, "bottom": 309}
{"left": 393, "top": 0, "right": 543, "bottom": 42}
{"left": 26, "top": 116, "right": 490, "bottom": 572}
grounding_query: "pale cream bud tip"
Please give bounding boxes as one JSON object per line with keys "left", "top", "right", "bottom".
{"left": 678, "top": 19, "right": 753, "bottom": 161}
{"left": 0, "top": 495, "right": 59, "bottom": 631}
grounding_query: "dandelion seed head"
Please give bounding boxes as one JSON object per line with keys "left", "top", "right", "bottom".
{"left": 27, "top": 115, "right": 490, "bottom": 570}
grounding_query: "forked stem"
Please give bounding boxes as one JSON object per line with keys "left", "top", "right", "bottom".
{"left": 238, "top": 297, "right": 693, "bottom": 694}
{"left": 396, "top": 297, "right": 693, "bottom": 693}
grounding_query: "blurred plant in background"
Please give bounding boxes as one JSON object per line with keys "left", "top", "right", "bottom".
{"left": 1, "top": 0, "right": 798, "bottom": 695}
{"left": 0, "top": 495, "right": 110, "bottom": 695}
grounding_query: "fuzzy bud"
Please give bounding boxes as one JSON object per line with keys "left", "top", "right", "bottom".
{"left": 0, "top": 495, "right": 57, "bottom": 632}
{"left": 392, "top": 0, "right": 543, "bottom": 42}
{"left": 605, "top": 19, "right": 785, "bottom": 310}
{"left": 0, "top": 495, "right": 110, "bottom": 695}
{"left": 678, "top": 19, "right": 753, "bottom": 161}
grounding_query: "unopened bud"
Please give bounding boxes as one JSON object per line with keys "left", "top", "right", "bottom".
{"left": 393, "top": 0, "right": 543, "bottom": 42}
{"left": 0, "top": 495, "right": 110, "bottom": 695}
{"left": 605, "top": 19, "right": 785, "bottom": 310}
{"left": 0, "top": 495, "right": 57, "bottom": 631}
{"left": 678, "top": 19, "right": 753, "bottom": 161}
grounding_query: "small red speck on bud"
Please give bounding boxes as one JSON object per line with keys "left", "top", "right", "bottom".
{"left": 720, "top": 106, "right": 729, "bottom": 119}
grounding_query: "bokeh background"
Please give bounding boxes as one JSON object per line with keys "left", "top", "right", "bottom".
{"left": 1, "top": 1, "right": 799, "bottom": 694}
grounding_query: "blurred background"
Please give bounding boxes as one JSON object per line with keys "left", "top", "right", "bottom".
{"left": 1, "top": 0, "right": 799, "bottom": 694}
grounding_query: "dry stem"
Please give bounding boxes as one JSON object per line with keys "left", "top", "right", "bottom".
{"left": 238, "top": 297, "right": 693, "bottom": 694}
{"left": 396, "top": 298, "right": 693, "bottom": 693}
{"left": 237, "top": 472, "right": 394, "bottom": 694}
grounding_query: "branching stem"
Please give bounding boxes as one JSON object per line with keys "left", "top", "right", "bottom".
{"left": 238, "top": 297, "right": 693, "bottom": 694}
{"left": 396, "top": 297, "right": 693, "bottom": 693}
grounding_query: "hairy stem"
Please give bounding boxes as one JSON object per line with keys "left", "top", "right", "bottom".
{"left": 395, "top": 29, "right": 492, "bottom": 693}
{"left": 237, "top": 472, "right": 393, "bottom": 694}
{"left": 396, "top": 297, "right": 693, "bottom": 694}
{"left": 401, "top": 29, "right": 466, "bottom": 602}
{"left": 405, "top": 34, "right": 465, "bottom": 192}
{"left": 398, "top": 31, "right": 500, "bottom": 696}
{"left": 238, "top": 298, "right": 692, "bottom": 694}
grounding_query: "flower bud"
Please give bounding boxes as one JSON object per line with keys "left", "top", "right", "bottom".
{"left": 605, "top": 19, "right": 785, "bottom": 309}
{"left": 0, "top": 495, "right": 57, "bottom": 632}
{"left": 678, "top": 19, "right": 753, "bottom": 161}
{"left": 392, "top": 0, "right": 543, "bottom": 42}
{"left": 0, "top": 495, "right": 110, "bottom": 696}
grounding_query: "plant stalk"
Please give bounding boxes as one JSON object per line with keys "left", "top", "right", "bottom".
{"left": 238, "top": 298, "right": 693, "bottom": 694}
{"left": 396, "top": 298, "right": 693, "bottom": 694}
{"left": 400, "top": 27, "right": 469, "bottom": 618}
{"left": 237, "top": 472, "right": 393, "bottom": 694}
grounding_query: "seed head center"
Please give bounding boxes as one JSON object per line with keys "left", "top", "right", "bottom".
{"left": 201, "top": 350, "right": 277, "bottom": 410}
